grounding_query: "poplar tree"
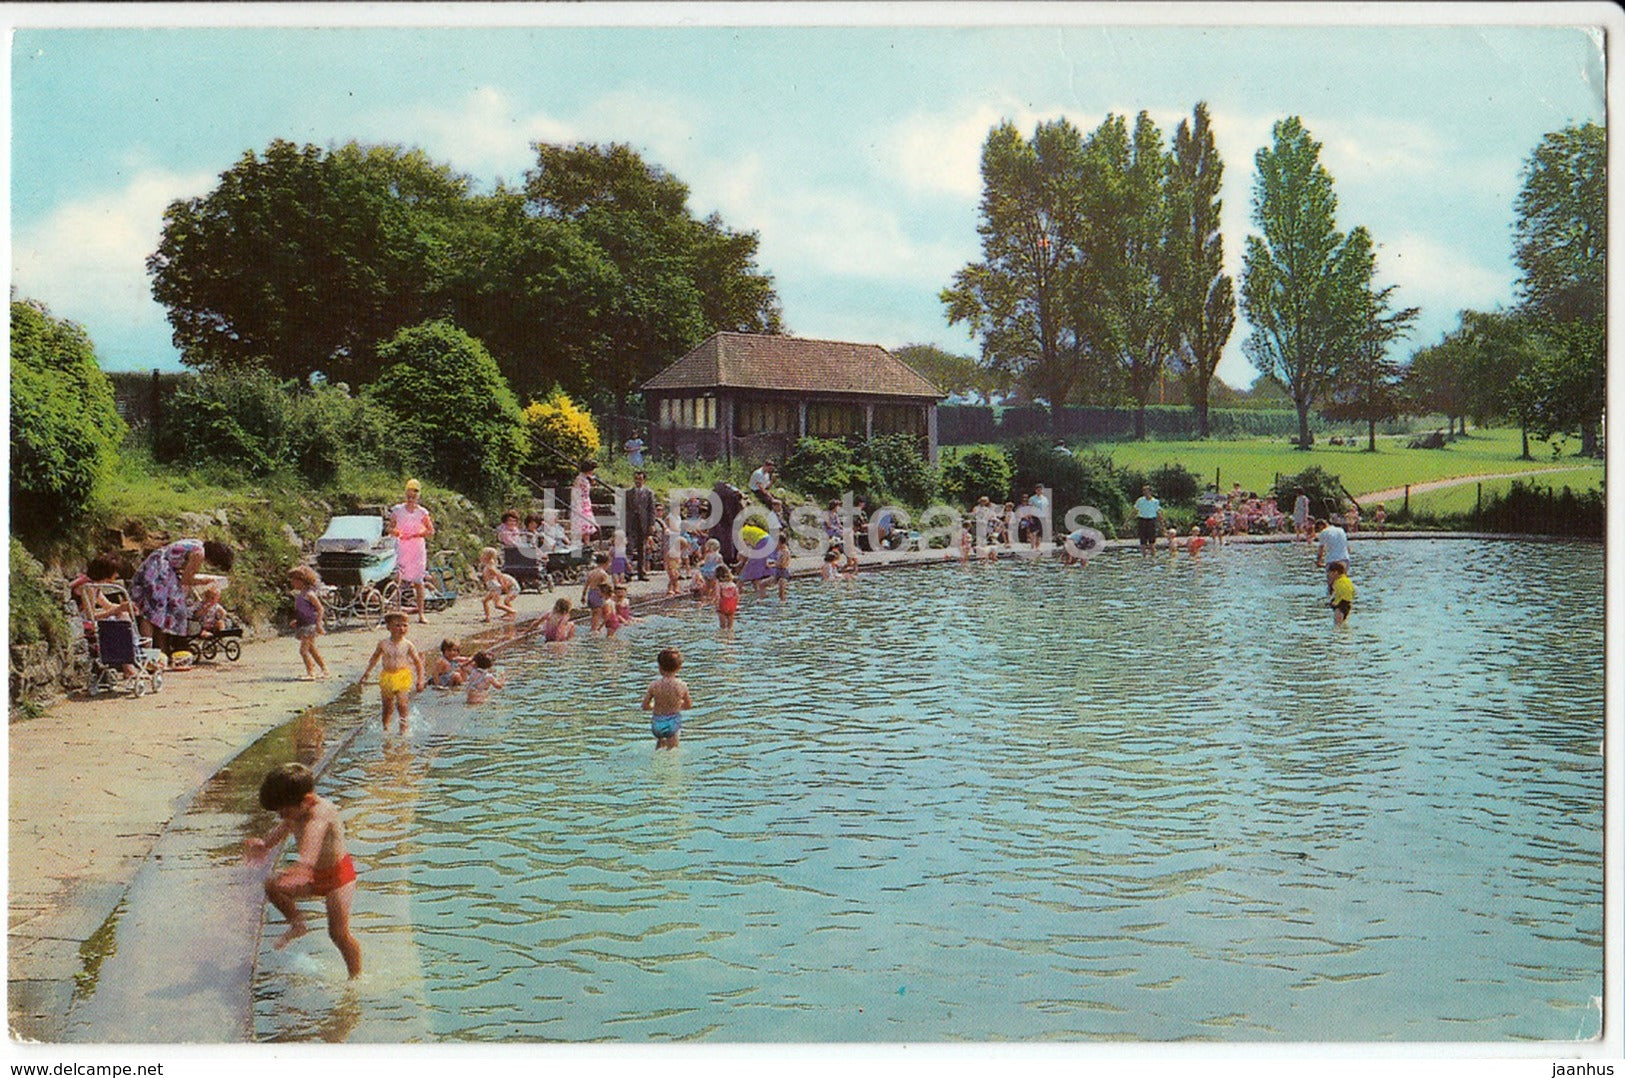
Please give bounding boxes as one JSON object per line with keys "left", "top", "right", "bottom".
{"left": 1165, "top": 102, "right": 1235, "bottom": 439}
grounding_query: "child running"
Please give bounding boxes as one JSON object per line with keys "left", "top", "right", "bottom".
{"left": 1328, "top": 561, "right": 1357, "bottom": 626}
{"left": 641, "top": 647, "right": 693, "bottom": 751}
{"left": 478, "top": 547, "right": 519, "bottom": 621}
{"left": 244, "top": 762, "right": 362, "bottom": 978}
{"left": 715, "top": 565, "right": 740, "bottom": 630}
{"left": 288, "top": 566, "right": 329, "bottom": 680}
{"left": 540, "top": 597, "right": 576, "bottom": 642}
{"left": 464, "top": 651, "right": 505, "bottom": 704}
{"left": 358, "top": 612, "right": 423, "bottom": 730}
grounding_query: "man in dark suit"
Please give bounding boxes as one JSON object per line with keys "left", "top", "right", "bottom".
{"left": 625, "top": 471, "right": 656, "bottom": 581}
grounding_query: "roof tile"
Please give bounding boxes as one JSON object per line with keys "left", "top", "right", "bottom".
{"left": 643, "top": 333, "right": 942, "bottom": 399}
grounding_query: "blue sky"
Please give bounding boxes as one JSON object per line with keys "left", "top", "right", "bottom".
{"left": 8, "top": 9, "right": 1608, "bottom": 388}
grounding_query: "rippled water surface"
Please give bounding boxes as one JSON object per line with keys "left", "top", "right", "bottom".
{"left": 255, "top": 540, "right": 1604, "bottom": 1042}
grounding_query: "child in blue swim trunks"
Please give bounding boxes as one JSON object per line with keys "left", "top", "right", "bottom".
{"left": 641, "top": 646, "right": 692, "bottom": 750}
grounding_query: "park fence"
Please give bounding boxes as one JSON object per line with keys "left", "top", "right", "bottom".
{"left": 938, "top": 404, "right": 1312, "bottom": 444}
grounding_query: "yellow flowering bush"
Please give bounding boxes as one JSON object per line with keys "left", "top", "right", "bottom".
{"left": 523, "top": 388, "right": 601, "bottom": 470}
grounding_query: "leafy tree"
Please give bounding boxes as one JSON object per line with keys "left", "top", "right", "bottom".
{"left": 1240, "top": 118, "right": 1375, "bottom": 450}
{"left": 149, "top": 140, "right": 470, "bottom": 383}
{"left": 10, "top": 299, "right": 127, "bottom": 540}
{"left": 858, "top": 433, "right": 937, "bottom": 508}
{"left": 1084, "top": 112, "right": 1177, "bottom": 440}
{"left": 1165, "top": 102, "right": 1236, "bottom": 438}
{"left": 1403, "top": 335, "right": 1471, "bottom": 435}
{"left": 1512, "top": 122, "right": 1604, "bottom": 456}
{"left": 943, "top": 119, "right": 1100, "bottom": 411}
{"left": 781, "top": 437, "right": 869, "bottom": 503}
{"left": 892, "top": 343, "right": 1006, "bottom": 401}
{"left": 367, "top": 320, "right": 527, "bottom": 501}
{"left": 1321, "top": 270, "right": 1420, "bottom": 450}
{"left": 1454, "top": 309, "right": 1547, "bottom": 459}
{"left": 523, "top": 142, "right": 782, "bottom": 411}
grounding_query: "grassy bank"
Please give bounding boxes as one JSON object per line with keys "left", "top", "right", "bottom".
{"left": 1068, "top": 428, "right": 1600, "bottom": 498}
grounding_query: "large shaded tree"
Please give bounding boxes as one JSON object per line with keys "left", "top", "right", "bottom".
{"left": 1512, "top": 122, "right": 1604, "bottom": 456}
{"left": 149, "top": 140, "right": 470, "bottom": 384}
{"left": 1165, "top": 102, "right": 1236, "bottom": 438}
{"left": 1240, "top": 117, "right": 1377, "bottom": 450}
{"left": 942, "top": 119, "right": 1095, "bottom": 410}
{"left": 1320, "top": 273, "right": 1419, "bottom": 451}
{"left": 523, "top": 141, "right": 782, "bottom": 411}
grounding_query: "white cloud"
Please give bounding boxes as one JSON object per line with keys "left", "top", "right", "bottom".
{"left": 396, "top": 86, "right": 578, "bottom": 180}
{"left": 12, "top": 167, "right": 215, "bottom": 348}
{"left": 1375, "top": 231, "right": 1512, "bottom": 313}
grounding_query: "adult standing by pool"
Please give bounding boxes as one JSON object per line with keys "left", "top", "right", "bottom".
{"left": 625, "top": 470, "right": 656, "bottom": 582}
{"left": 1027, "top": 484, "right": 1051, "bottom": 551}
{"left": 390, "top": 479, "right": 435, "bottom": 623}
{"left": 1314, "top": 517, "right": 1351, "bottom": 594}
{"left": 1134, "top": 485, "right": 1164, "bottom": 557}
{"left": 1292, "top": 489, "right": 1311, "bottom": 541}
{"left": 748, "top": 460, "right": 776, "bottom": 509}
{"left": 131, "top": 537, "right": 234, "bottom": 655}
{"left": 572, "top": 460, "right": 601, "bottom": 549}
{"left": 713, "top": 480, "right": 745, "bottom": 563}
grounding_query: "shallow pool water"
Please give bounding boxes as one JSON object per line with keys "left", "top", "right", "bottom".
{"left": 254, "top": 539, "right": 1605, "bottom": 1042}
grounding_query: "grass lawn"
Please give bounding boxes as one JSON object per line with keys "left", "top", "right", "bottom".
{"left": 1044, "top": 428, "right": 1602, "bottom": 498}
{"left": 1401, "top": 468, "right": 1604, "bottom": 517}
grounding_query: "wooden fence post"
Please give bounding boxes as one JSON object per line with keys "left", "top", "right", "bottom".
{"left": 150, "top": 368, "right": 162, "bottom": 450}
{"left": 1403, "top": 484, "right": 1410, "bottom": 515}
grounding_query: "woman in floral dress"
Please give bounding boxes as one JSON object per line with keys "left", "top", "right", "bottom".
{"left": 131, "top": 538, "right": 234, "bottom": 654}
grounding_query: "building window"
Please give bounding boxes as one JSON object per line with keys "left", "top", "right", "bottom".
{"left": 657, "top": 395, "right": 718, "bottom": 430}
{"left": 737, "top": 399, "right": 796, "bottom": 436}
{"left": 807, "top": 402, "right": 864, "bottom": 437}
{"left": 874, "top": 404, "right": 926, "bottom": 436}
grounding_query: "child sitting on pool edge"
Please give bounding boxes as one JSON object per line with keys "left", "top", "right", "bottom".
{"left": 641, "top": 646, "right": 693, "bottom": 751}
{"left": 244, "top": 762, "right": 362, "bottom": 979}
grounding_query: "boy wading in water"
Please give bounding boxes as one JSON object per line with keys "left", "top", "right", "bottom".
{"left": 359, "top": 612, "right": 423, "bottom": 730}
{"left": 1328, "top": 561, "right": 1356, "bottom": 626}
{"left": 245, "top": 763, "right": 362, "bottom": 979}
{"left": 641, "top": 647, "right": 693, "bottom": 751}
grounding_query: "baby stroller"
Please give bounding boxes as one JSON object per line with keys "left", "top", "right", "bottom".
{"left": 173, "top": 609, "right": 244, "bottom": 663}
{"left": 85, "top": 583, "right": 164, "bottom": 697}
{"left": 501, "top": 544, "right": 548, "bottom": 594}
{"left": 545, "top": 546, "right": 595, "bottom": 589}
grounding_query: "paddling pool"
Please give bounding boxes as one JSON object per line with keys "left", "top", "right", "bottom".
{"left": 254, "top": 538, "right": 1604, "bottom": 1042}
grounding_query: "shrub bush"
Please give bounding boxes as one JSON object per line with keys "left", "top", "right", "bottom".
{"left": 1273, "top": 465, "right": 1346, "bottom": 520}
{"left": 1005, "top": 436, "right": 1126, "bottom": 528}
{"left": 940, "top": 446, "right": 1012, "bottom": 507}
{"left": 285, "top": 382, "right": 401, "bottom": 486}
{"left": 781, "top": 437, "right": 869, "bottom": 503}
{"left": 858, "top": 433, "right": 937, "bottom": 508}
{"left": 523, "top": 388, "right": 602, "bottom": 474}
{"left": 10, "top": 300, "right": 127, "bottom": 539}
{"left": 154, "top": 368, "right": 287, "bottom": 476}
{"left": 1145, "top": 462, "right": 1202, "bottom": 507}
{"left": 368, "top": 320, "right": 527, "bottom": 502}
{"left": 1472, "top": 481, "right": 1604, "bottom": 538}
{"left": 9, "top": 537, "right": 70, "bottom": 652}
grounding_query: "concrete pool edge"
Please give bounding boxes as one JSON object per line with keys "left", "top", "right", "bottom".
{"left": 23, "top": 530, "right": 1603, "bottom": 1043}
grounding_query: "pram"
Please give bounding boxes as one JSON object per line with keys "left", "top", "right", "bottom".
{"left": 173, "top": 609, "right": 244, "bottom": 663}
{"left": 314, "top": 515, "right": 398, "bottom": 628}
{"left": 545, "top": 546, "right": 595, "bottom": 588}
{"left": 501, "top": 544, "right": 549, "bottom": 593}
{"left": 84, "top": 583, "right": 164, "bottom": 697}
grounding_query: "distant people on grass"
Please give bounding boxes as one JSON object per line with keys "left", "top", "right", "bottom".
{"left": 245, "top": 762, "right": 362, "bottom": 979}
{"left": 388, "top": 479, "right": 434, "bottom": 624}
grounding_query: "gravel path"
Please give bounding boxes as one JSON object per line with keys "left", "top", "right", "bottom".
{"left": 1356, "top": 465, "right": 1598, "bottom": 506}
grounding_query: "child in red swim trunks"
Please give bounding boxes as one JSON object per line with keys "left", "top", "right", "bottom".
{"left": 245, "top": 762, "right": 362, "bottom": 979}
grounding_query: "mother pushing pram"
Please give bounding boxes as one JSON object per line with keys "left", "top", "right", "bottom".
{"left": 130, "top": 538, "right": 235, "bottom": 655}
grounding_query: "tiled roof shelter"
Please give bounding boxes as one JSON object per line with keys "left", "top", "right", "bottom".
{"left": 642, "top": 332, "right": 945, "bottom": 463}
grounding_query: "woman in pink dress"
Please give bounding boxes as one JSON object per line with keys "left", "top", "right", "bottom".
{"left": 571, "top": 460, "right": 600, "bottom": 549}
{"left": 389, "top": 479, "right": 435, "bottom": 623}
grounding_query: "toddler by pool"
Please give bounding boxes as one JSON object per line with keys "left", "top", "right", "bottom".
{"left": 358, "top": 612, "right": 424, "bottom": 731}
{"left": 641, "top": 646, "right": 693, "bottom": 751}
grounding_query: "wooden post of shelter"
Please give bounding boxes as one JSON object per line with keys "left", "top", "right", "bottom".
{"left": 150, "top": 368, "right": 162, "bottom": 450}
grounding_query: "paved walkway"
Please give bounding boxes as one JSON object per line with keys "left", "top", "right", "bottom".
{"left": 1356, "top": 465, "right": 1598, "bottom": 506}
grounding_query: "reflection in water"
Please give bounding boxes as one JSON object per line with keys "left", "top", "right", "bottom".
{"left": 255, "top": 540, "right": 1604, "bottom": 1042}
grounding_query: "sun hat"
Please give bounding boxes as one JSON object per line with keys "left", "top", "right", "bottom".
{"left": 405, "top": 478, "right": 421, "bottom": 491}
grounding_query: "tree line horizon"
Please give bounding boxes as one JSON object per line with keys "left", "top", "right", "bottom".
{"left": 137, "top": 109, "right": 1601, "bottom": 456}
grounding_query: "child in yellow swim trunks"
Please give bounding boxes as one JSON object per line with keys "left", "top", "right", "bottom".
{"left": 359, "top": 612, "right": 424, "bottom": 730}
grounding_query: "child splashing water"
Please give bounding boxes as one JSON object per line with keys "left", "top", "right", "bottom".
{"left": 464, "top": 651, "right": 505, "bottom": 704}
{"left": 245, "top": 763, "right": 362, "bottom": 978}
{"left": 358, "top": 612, "right": 423, "bottom": 730}
{"left": 540, "top": 598, "right": 576, "bottom": 642}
